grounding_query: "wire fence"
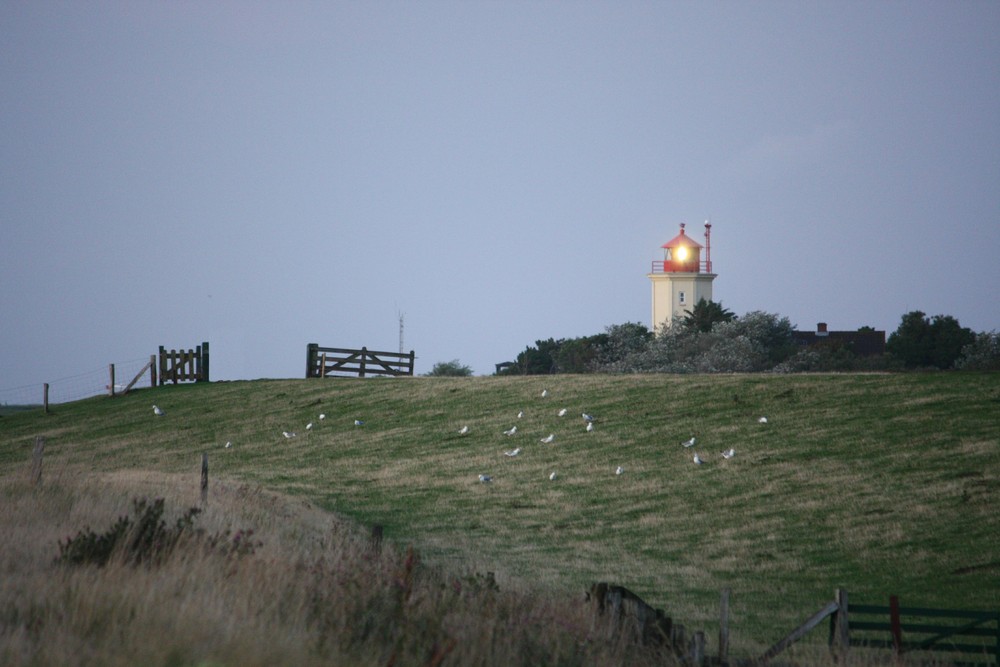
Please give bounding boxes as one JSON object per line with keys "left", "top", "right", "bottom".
{"left": 0, "top": 356, "right": 155, "bottom": 408}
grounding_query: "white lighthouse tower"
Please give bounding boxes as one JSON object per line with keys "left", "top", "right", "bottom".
{"left": 647, "top": 222, "right": 717, "bottom": 332}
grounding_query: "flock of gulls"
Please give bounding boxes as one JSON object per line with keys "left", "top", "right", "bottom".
{"left": 150, "top": 392, "right": 768, "bottom": 485}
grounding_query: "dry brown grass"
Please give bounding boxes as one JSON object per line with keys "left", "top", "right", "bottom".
{"left": 0, "top": 468, "right": 695, "bottom": 667}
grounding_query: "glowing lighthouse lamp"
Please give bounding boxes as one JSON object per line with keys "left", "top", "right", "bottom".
{"left": 647, "top": 222, "right": 717, "bottom": 332}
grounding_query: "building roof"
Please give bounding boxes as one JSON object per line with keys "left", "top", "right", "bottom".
{"left": 660, "top": 226, "right": 703, "bottom": 250}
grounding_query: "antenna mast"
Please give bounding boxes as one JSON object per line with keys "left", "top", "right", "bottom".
{"left": 398, "top": 311, "right": 405, "bottom": 354}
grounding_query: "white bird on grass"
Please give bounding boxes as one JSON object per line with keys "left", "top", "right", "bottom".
{"left": 540, "top": 434, "right": 555, "bottom": 443}
{"left": 517, "top": 410, "right": 524, "bottom": 419}
{"left": 721, "top": 448, "right": 735, "bottom": 459}
{"left": 306, "top": 422, "right": 313, "bottom": 430}
{"left": 354, "top": 419, "right": 365, "bottom": 426}
{"left": 504, "top": 447, "right": 521, "bottom": 457}
{"left": 558, "top": 408, "right": 568, "bottom": 417}
{"left": 152, "top": 405, "right": 164, "bottom": 416}
{"left": 541, "top": 389, "right": 548, "bottom": 398}
{"left": 682, "top": 437, "right": 696, "bottom": 448}
{"left": 582, "top": 413, "right": 595, "bottom": 422}
{"left": 504, "top": 426, "right": 517, "bottom": 436}
{"left": 586, "top": 422, "right": 594, "bottom": 432}
{"left": 549, "top": 471, "right": 557, "bottom": 481}
{"left": 319, "top": 413, "right": 326, "bottom": 420}
{"left": 458, "top": 425, "right": 469, "bottom": 435}
{"left": 693, "top": 453, "right": 704, "bottom": 465}
{"left": 478, "top": 474, "right": 492, "bottom": 483}
{"left": 615, "top": 466, "right": 624, "bottom": 475}
{"left": 224, "top": 441, "right": 232, "bottom": 449}
{"left": 758, "top": 416, "right": 768, "bottom": 424}
{"left": 282, "top": 431, "right": 296, "bottom": 439}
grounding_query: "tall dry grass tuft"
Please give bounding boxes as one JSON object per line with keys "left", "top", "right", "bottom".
{"left": 0, "top": 470, "right": 689, "bottom": 666}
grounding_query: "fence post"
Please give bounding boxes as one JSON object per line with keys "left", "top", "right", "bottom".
{"left": 157, "top": 346, "right": 165, "bottom": 386}
{"left": 306, "top": 343, "right": 318, "bottom": 378}
{"left": 43, "top": 383, "right": 49, "bottom": 414}
{"left": 201, "top": 452, "right": 208, "bottom": 505}
{"left": 359, "top": 347, "right": 368, "bottom": 378}
{"left": 31, "top": 436, "right": 45, "bottom": 485}
{"left": 200, "top": 341, "right": 210, "bottom": 382}
{"left": 690, "top": 630, "right": 705, "bottom": 666}
{"left": 889, "top": 595, "right": 902, "bottom": 661}
{"left": 719, "top": 588, "right": 731, "bottom": 666}
{"left": 408, "top": 350, "right": 415, "bottom": 375}
{"left": 109, "top": 364, "right": 116, "bottom": 397}
{"left": 149, "top": 354, "right": 157, "bottom": 387}
{"left": 831, "top": 588, "right": 850, "bottom": 662}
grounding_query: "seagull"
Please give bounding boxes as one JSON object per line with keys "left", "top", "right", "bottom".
{"left": 354, "top": 419, "right": 365, "bottom": 426}
{"left": 319, "top": 413, "right": 326, "bottom": 420}
{"left": 541, "top": 389, "right": 548, "bottom": 398}
{"left": 682, "top": 437, "right": 696, "bottom": 448}
{"left": 478, "top": 474, "right": 492, "bottom": 483}
{"left": 504, "top": 426, "right": 517, "bottom": 436}
{"left": 224, "top": 441, "right": 232, "bottom": 449}
{"left": 615, "top": 466, "right": 624, "bottom": 475}
{"left": 540, "top": 434, "right": 554, "bottom": 443}
{"left": 758, "top": 416, "right": 768, "bottom": 424}
{"left": 306, "top": 422, "right": 313, "bottom": 430}
{"left": 721, "top": 448, "right": 736, "bottom": 459}
{"left": 586, "top": 422, "right": 594, "bottom": 432}
{"left": 152, "top": 405, "right": 164, "bottom": 416}
{"left": 282, "top": 431, "right": 296, "bottom": 439}
{"left": 582, "top": 413, "right": 595, "bottom": 422}
{"left": 458, "top": 425, "right": 469, "bottom": 435}
{"left": 558, "top": 408, "right": 568, "bottom": 417}
{"left": 504, "top": 447, "right": 521, "bottom": 457}
{"left": 549, "top": 471, "right": 557, "bottom": 481}
{"left": 517, "top": 410, "right": 524, "bottom": 419}
{"left": 693, "top": 452, "right": 704, "bottom": 465}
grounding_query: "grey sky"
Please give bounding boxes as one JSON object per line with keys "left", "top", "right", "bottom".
{"left": 2, "top": 1, "right": 998, "bottom": 393}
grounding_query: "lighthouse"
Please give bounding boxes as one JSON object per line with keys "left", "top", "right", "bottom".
{"left": 647, "top": 222, "right": 717, "bottom": 331}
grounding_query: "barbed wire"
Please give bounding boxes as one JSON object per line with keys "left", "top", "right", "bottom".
{"left": 0, "top": 356, "right": 156, "bottom": 407}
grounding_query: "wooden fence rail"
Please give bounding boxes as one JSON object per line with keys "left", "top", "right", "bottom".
{"left": 306, "top": 344, "right": 415, "bottom": 378}
{"left": 759, "top": 589, "right": 998, "bottom": 666}
{"left": 158, "top": 342, "right": 209, "bottom": 385}
{"left": 847, "top": 596, "right": 999, "bottom": 665}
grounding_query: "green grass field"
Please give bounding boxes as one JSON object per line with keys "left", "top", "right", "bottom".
{"left": 2, "top": 373, "right": 998, "bottom": 659}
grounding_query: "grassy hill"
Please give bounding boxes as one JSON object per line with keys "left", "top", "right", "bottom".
{"left": 1, "top": 373, "right": 998, "bottom": 660}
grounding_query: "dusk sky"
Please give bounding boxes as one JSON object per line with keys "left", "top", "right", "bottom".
{"left": 2, "top": 1, "right": 998, "bottom": 399}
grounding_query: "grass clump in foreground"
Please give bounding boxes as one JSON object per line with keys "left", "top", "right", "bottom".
{"left": 0, "top": 472, "right": 685, "bottom": 667}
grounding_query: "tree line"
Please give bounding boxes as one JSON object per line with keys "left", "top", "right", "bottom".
{"left": 471, "top": 300, "right": 998, "bottom": 376}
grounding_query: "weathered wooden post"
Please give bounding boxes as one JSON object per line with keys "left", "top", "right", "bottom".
{"left": 359, "top": 347, "right": 368, "bottom": 377}
{"left": 200, "top": 452, "right": 208, "bottom": 505}
{"left": 108, "top": 364, "right": 116, "bottom": 397}
{"left": 719, "top": 588, "right": 731, "bottom": 666}
{"left": 31, "top": 436, "right": 45, "bottom": 485}
{"left": 831, "top": 588, "right": 850, "bottom": 663}
{"left": 690, "top": 630, "right": 705, "bottom": 666}
{"left": 43, "top": 383, "right": 50, "bottom": 414}
{"left": 889, "top": 594, "right": 903, "bottom": 662}
{"left": 306, "top": 343, "right": 318, "bottom": 378}
{"left": 198, "top": 341, "right": 210, "bottom": 382}
{"left": 150, "top": 354, "right": 157, "bottom": 387}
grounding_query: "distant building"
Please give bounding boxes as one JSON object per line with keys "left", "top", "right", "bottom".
{"left": 792, "top": 322, "right": 886, "bottom": 357}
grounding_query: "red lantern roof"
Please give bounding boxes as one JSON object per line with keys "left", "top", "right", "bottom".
{"left": 660, "top": 224, "right": 703, "bottom": 250}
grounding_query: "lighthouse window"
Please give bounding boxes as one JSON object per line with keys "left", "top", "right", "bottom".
{"left": 679, "top": 291, "right": 686, "bottom": 305}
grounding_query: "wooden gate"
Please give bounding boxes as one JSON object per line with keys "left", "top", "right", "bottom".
{"left": 306, "top": 344, "right": 415, "bottom": 378}
{"left": 158, "top": 342, "right": 210, "bottom": 385}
